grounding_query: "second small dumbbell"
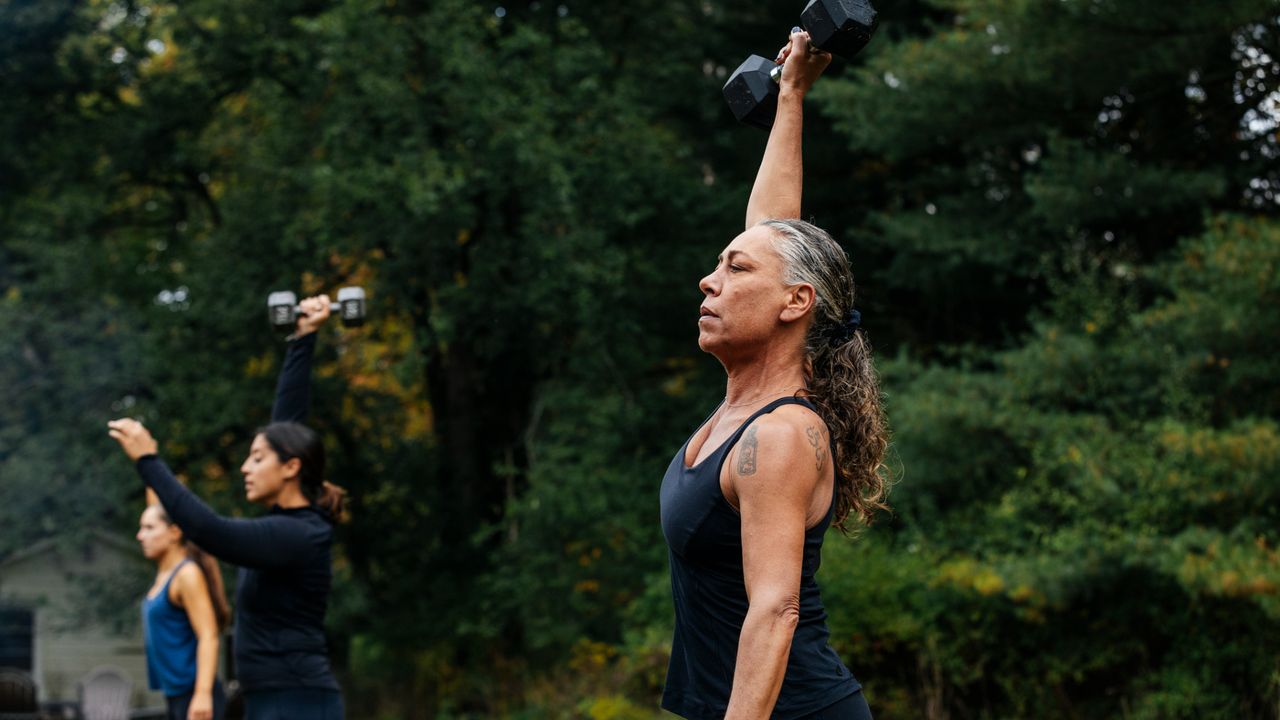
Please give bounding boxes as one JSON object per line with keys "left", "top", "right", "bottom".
{"left": 266, "top": 287, "right": 367, "bottom": 331}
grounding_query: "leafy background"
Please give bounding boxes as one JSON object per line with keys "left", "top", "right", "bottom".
{"left": 2, "top": 0, "right": 1278, "bottom": 717}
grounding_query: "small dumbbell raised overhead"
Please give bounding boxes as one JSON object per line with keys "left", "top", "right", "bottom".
{"left": 267, "top": 287, "right": 367, "bottom": 331}
{"left": 723, "top": 0, "right": 877, "bottom": 130}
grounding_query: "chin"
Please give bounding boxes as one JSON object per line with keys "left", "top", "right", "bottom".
{"left": 697, "top": 331, "right": 731, "bottom": 357}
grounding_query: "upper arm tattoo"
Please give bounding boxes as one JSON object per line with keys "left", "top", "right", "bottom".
{"left": 738, "top": 425, "right": 759, "bottom": 476}
{"left": 806, "top": 426, "right": 827, "bottom": 472}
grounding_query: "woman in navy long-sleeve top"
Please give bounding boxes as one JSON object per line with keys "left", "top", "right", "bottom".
{"left": 110, "top": 295, "right": 346, "bottom": 720}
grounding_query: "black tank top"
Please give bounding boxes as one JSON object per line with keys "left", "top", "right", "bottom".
{"left": 659, "top": 396, "right": 860, "bottom": 720}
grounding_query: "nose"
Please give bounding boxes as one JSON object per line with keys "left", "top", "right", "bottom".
{"left": 699, "top": 269, "right": 720, "bottom": 297}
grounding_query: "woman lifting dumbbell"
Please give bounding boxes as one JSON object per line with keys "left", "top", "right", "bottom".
{"left": 659, "top": 29, "right": 888, "bottom": 720}
{"left": 110, "top": 294, "right": 346, "bottom": 720}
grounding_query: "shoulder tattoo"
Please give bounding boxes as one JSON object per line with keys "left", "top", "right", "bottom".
{"left": 806, "top": 426, "right": 827, "bottom": 472}
{"left": 738, "top": 425, "right": 759, "bottom": 476}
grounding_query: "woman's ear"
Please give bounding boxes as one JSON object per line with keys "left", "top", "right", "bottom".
{"left": 780, "top": 283, "right": 816, "bottom": 323}
{"left": 282, "top": 456, "right": 303, "bottom": 482}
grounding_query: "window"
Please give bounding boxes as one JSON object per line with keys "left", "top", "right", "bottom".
{"left": 0, "top": 608, "right": 33, "bottom": 671}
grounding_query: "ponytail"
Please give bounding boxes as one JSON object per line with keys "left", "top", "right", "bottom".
{"left": 807, "top": 325, "right": 891, "bottom": 530}
{"left": 187, "top": 544, "right": 232, "bottom": 630}
{"left": 315, "top": 481, "right": 349, "bottom": 523}
{"left": 762, "top": 218, "right": 892, "bottom": 531}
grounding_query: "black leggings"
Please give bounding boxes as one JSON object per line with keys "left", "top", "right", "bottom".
{"left": 795, "top": 690, "right": 873, "bottom": 720}
{"left": 244, "top": 688, "right": 344, "bottom": 720}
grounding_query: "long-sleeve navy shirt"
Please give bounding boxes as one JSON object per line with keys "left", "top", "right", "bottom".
{"left": 136, "top": 333, "right": 340, "bottom": 694}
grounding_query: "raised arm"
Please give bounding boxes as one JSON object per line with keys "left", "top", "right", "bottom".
{"left": 109, "top": 419, "right": 312, "bottom": 569}
{"left": 745, "top": 29, "right": 832, "bottom": 229}
{"left": 137, "top": 455, "right": 312, "bottom": 569}
{"left": 271, "top": 294, "right": 331, "bottom": 423}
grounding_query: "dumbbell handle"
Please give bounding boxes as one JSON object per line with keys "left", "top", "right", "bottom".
{"left": 767, "top": 42, "right": 823, "bottom": 83}
{"left": 293, "top": 302, "right": 345, "bottom": 314}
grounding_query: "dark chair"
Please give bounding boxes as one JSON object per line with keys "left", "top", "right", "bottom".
{"left": 0, "top": 667, "right": 39, "bottom": 719}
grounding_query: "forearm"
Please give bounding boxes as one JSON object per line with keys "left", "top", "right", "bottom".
{"left": 138, "top": 456, "right": 219, "bottom": 543}
{"left": 725, "top": 603, "right": 799, "bottom": 719}
{"left": 194, "top": 633, "right": 218, "bottom": 695}
{"left": 745, "top": 90, "right": 805, "bottom": 228}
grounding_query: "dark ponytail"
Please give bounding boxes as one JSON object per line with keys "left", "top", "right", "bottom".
{"left": 258, "top": 421, "right": 348, "bottom": 522}
{"left": 762, "top": 218, "right": 892, "bottom": 531}
{"left": 187, "top": 545, "right": 232, "bottom": 630}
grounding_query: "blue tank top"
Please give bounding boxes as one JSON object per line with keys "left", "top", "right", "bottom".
{"left": 142, "top": 559, "right": 199, "bottom": 697}
{"left": 660, "top": 397, "right": 860, "bottom": 720}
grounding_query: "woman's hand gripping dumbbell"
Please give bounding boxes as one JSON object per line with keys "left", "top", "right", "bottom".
{"left": 723, "top": 0, "right": 877, "bottom": 129}
{"left": 266, "top": 287, "right": 367, "bottom": 336}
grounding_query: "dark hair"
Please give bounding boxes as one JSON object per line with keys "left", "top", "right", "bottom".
{"left": 761, "top": 218, "right": 892, "bottom": 531}
{"left": 151, "top": 505, "right": 232, "bottom": 630}
{"left": 258, "top": 421, "right": 347, "bottom": 521}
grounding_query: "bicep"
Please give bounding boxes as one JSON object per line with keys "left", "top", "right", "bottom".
{"left": 174, "top": 566, "right": 219, "bottom": 639}
{"left": 731, "top": 421, "right": 818, "bottom": 605}
{"left": 739, "top": 497, "right": 807, "bottom": 605}
{"left": 190, "top": 516, "right": 308, "bottom": 570}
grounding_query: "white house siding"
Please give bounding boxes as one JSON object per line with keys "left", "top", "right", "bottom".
{"left": 0, "top": 534, "right": 164, "bottom": 709}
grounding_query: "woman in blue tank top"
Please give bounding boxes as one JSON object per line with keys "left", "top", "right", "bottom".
{"left": 137, "top": 501, "right": 230, "bottom": 719}
{"left": 659, "top": 29, "right": 890, "bottom": 720}
{"left": 112, "top": 296, "right": 346, "bottom": 720}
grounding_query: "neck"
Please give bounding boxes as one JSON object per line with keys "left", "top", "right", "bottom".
{"left": 266, "top": 482, "right": 311, "bottom": 510}
{"left": 156, "top": 546, "right": 187, "bottom": 573}
{"left": 721, "top": 343, "right": 808, "bottom": 408}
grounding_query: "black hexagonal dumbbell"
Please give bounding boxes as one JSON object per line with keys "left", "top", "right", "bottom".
{"left": 266, "top": 287, "right": 367, "bottom": 332}
{"left": 723, "top": 0, "right": 878, "bottom": 130}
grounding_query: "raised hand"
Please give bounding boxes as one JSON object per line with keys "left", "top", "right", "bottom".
{"left": 107, "top": 418, "right": 159, "bottom": 461}
{"left": 294, "top": 293, "right": 332, "bottom": 336}
{"left": 774, "top": 28, "right": 832, "bottom": 98}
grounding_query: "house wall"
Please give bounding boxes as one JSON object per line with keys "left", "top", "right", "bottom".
{"left": 0, "top": 537, "right": 164, "bottom": 709}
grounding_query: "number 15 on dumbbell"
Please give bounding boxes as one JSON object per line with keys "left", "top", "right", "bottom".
{"left": 267, "top": 287, "right": 367, "bottom": 331}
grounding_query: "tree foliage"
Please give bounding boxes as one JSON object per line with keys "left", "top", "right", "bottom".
{"left": 2, "top": 0, "right": 1278, "bottom": 717}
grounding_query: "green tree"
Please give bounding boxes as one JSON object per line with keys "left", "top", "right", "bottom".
{"left": 808, "top": 1, "right": 1280, "bottom": 716}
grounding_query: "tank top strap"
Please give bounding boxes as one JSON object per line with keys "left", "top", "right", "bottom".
{"left": 159, "top": 558, "right": 192, "bottom": 601}
{"left": 723, "top": 396, "right": 838, "bottom": 530}
{"left": 722, "top": 395, "right": 819, "bottom": 453}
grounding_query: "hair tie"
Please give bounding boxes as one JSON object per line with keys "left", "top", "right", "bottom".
{"left": 828, "top": 308, "right": 862, "bottom": 347}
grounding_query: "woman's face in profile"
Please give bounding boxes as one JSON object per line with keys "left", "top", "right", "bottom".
{"left": 697, "top": 225, "right": 790, "bottom": 356}
{"left": 136, "top": 505, "right": 179, "bottom": 560}
{"left": 240, "top": 434, "right": 295, "bottom": 505}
